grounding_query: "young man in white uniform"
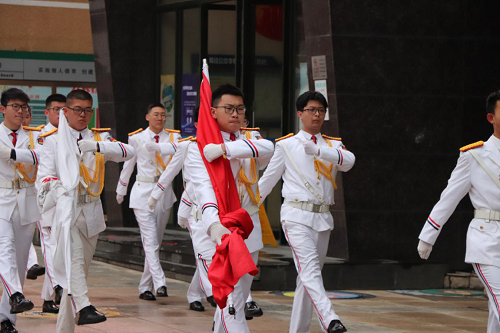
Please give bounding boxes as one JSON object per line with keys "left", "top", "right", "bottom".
{"left": 0, "top": 88, "right": 43, "bottom": 333}
{"left": 259, "top": 91, "right": 355, "bottom": 333}
{"left": 418, "top": 90, "right": 500, "bottom": 333}
{"left": 187, "top": 84, "right": 274, "bottom": 332}
{"left": 116, "top": 103, "right": 180, "bottom": 300}
{"left": 37, "top": 89, "right": 134, "bottom": 333}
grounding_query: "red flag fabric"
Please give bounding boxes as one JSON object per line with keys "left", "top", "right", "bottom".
{"left": 197, "top": 59, "right": 258, "bottom": 308}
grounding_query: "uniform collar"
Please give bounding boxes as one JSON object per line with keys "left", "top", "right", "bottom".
{"left": 44, "top": 122, "right": 56, "bottom": 132}
{"left": 298, "top": 130, "right": 321, "bottom": 143}
{"left": 1, "top": 122, "right": 21, "bottom": 135}
{"left": 69, "top": 126, "right": 90, "bottom": 140}
{"left": 489, "top": 135, "right": 500, "bottom": 151}
{"left": 147, "top": 127, "right": 164, "bottom": 140}
{"left": 221, "top": 130, "right": 240, "bottom": 142}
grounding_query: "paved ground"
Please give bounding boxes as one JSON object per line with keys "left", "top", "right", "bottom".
{"left": 4, "top": 248, "right": 490, "bottom": 332}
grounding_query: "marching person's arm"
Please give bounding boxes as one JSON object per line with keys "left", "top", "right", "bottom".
{"left": 36, "top": 135, "right": 59, "bottom": 192}
{"left": 258, "top": 141, "right": 286, "bottom": 202}
{"left": 224, "top": 137, "right": 274, "bottom": 160}
{"left": 317, "top": 140, "right": 355, "bottom": 172}
{"left": 93, "top": 134, "right": 135, "bottom": 162}
{"left": 116, "top": 136, "right": 138, "bottom": 202}
{"left": 418, "top": 152, "right": 472, "bottom": 258}
{"left": 253, "top": 131, "right": 273, "bottom": 170}
{"left": 150, "top": 143, "right": 185, "bottom": 201}
{"left": 144, "top": 141, "right": 178, "bottom": 156}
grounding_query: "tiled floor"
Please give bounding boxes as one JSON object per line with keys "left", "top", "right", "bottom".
{"left": 4, "top": 248, "right": 489, "bottom": 332}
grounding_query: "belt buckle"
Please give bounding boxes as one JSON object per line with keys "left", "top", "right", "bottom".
{"left": 14, "top": 179, "right": 21, "bottom": 189}
{"left": 311, "top": 204, "right": 321, "bottom": 213}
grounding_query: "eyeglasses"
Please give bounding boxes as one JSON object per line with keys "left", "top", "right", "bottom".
{"left": 214, "top": 106, "right": 246, "bottom": 114}
{"left": 151, "top": 113, "right": 167, "bottom": 119}
{"left": 67, "top": 107, "right": 94, "bottom": 115}
{"left": 47, "top": 106, "right": 63, "bottom": 112}
{"left": 302, "top": 107, "right": 327, "bottom": 115}
{"left": 6, "top": 104, "right": 29, "bottom": 112}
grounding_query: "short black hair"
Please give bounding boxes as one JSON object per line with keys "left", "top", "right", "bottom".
{"left": 147, "top": 103, "right": 165, "bottom": 114}
{"left": 296, "top": 91, "right": 328, "bottom": 111}
{"left": 66, "top": 89, "right": 93, "bottom": 105}
{"left": 211, "top": 84, "right": 244, "bottom": 106}
{"left": 486, "top": 90, "right": 500, "bottom": 114}
{"left": 46, "top": 94, "right": 66, "bottom": 108}
{"left": 1, "top": 88, "right": 30, "bottom": 107}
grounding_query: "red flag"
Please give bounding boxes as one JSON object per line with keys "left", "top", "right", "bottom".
{"left": 197, "top": 59, "right": 258, "bottom": 308}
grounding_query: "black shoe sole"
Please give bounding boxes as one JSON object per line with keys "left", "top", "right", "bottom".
{"left": 139, "top": 295, "right": 156, "bottom": 301}
{"left": 42, "top": 308, "right": 59, "bottom": 314}
{"left": 189, "top": 306, "right": 205, "bottom": 312}
{"left": 10, "top": 303, "right": 34, "bottom": 314}
{"left": 245, "top": 310, "right": 263, "bottom": 317}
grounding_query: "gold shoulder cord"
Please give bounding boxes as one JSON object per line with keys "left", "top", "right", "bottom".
{"left": 238, "top": 131, "right": 261, "bottom": 205}
{"left": 15, "top": 131, "right": 37, "bottom": 183}
{"left": 79, "top": 132, "right": 105, "bottom": 197}
{"left": 155, "top": 132, "right": 174, "bottom": 174}
{"left": 314, "top": 139, "right": 338, "bottom": 190}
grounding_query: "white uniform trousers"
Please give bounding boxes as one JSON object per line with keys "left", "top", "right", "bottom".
{"left": 38, "top": 222, "right": 58, "bottom": 301}
{"left": 27, "top": 243, "right": 38, "bottom": 269}
{"left": 213, "top": 251, "right": 258, "bottom": 333}
{"left": 473, "top": 263, "right": 500, "bottom": 333}
{"left": 187, "top": 267, "right": 205, "bottom": 303}
{"left": 197, "top": 254, "right": 213, "bottom": 299}
{"left": 134, "top": 207, "right": 171, "bottom": 293}
{"left": 0, "top": 207, "right": 36, "bottom": 325}
{"left": 283, "top": 221, "right": 339, "bottom": 333}
{"left": 56, "top": 212, "right": 99, "bottom": 333}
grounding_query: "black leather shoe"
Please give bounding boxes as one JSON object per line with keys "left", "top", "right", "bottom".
{"left": 76, "top": 305, "right": 106, "bottom": 325}
{"left": 156, "top": 286, "right": 168, "bottom": 297}
{"left": 207, "top": 296, "right": 217, "bottom": 308}
{"left": 244, "top": 301, "right": 263, "bottom": 318}
{"left": 328, "top": 320, "right": 347, "bottom": 333}
{"left": 26, "top": 264, "right": 45, "bottom": 280}
{"left": 9, "top": 292, "right": 34, "bottom": 314}
{"left": 189, "top": 301, "right": 205, "bottom": 312}
{"left": 42, "top": 300, "right": 59, "bottom": 314}
{"left": 54, "top": 285, "right": 63, "bottom": 305}
{"left": 0, "top": 320, "right": 17, "bottom": 333}
{"left": 139, "top": 291, "right": 156, "bottom": 301}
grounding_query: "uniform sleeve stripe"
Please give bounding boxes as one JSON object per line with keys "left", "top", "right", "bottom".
{"left": 339, "top": 148, "right": 343, "bottom": 165}
{"left": 202, "top": 202, "right": 219, "bottom": 213}
{"left": 246, "top": 139, "right": 259, "bottom": 158}
{"left": 118, "top": 142, "right": 127, "bottom": 158}
{"left": 182, "top": 198, "right": 192, "bottom": 207}
{"left": 426, "top": 220, "right": 439, "bottom": 231}
{"left": 243, "top": 140, "right": 256, "bottom": 158}
{"left": 336, "top": 149, "right": 341, "bottom": 165}
{"left": 30, "top": 149, "right": 38, "bottom": 165}
{"left": 170, "top": 142, "right": 177, "bottom": 152}
{"left": 119, "top": 178, "right": 127, "bottom": 186}
{"left": 157, "top": 183, "right": 165, "bottom": 191}
{"left": 427, "top": 217, "right": 441, "bottom": 228}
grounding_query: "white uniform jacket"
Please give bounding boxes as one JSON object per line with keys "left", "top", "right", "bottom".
{"left": 0, "top": 123, "right": 41, "bottom": 224}
{"left": 37, "top": 127, "right": 134, "bottom": 238}
{"left": 186, "top": 131, "right": 274, "bottom": 252}
{"left": 419, "top": 135, "right": 500, "bottom": 267}
{"left": 258, "top": 130, "right": 355, "bottom": 232}
{"left": 116, "top": 128, "right": 180, "bottom": 211}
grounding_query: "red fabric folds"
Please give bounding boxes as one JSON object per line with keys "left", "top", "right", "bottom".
{"left": 197, "top": 61, "right": 258, "bottom": 309}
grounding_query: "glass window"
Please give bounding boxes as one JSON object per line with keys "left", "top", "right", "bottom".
{"left": 160, "top": 11, "right": 176, "bottom": 129}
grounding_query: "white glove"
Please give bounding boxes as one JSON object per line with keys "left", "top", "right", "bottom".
{"left": 0, "top": 145, "right": 12, "bottom": 160}
{"left": 209, "top": 222, "right": 231, "bottom": 245}
{"left": 144, "top": 142, "right": 161, "bottom": 152}
{"left": 417, "top": 240, "right": 433, "bottom": 260}
{"left": 116, "top": 194, "right": 124, "bottom": 204}
{"left": 203, "top": 144, "right": 224, "bottom": 162}
{"left": 178, "top": 217, "right": 189, "bottom": 229}
{"left": 78, "top": 140, "right": 98, "bottom": 153}
{"left": 303, "top": 140, "right": 319, "bottom": 156}
{"left": 148, "top": 196, "right": 158, "bottom": 211}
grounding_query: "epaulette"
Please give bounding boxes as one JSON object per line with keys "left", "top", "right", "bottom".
{"left": 322, "top": 135, "right": 341, "bottom": 141}
{"left": 23, "top": 126, "right": 41, "bottom": 132}
{"left": 178, "top": 136, "right": 193, "bottom": 143}
{"left": 275, "top": 133, "right": 294, "bottom": 142}
{"left": 91, "top": 127, "right": 111, "bottom": 132}
{"left": 39, "top": 128, "right": 58, "bottom": 138}
{"left": 191, "top": 137, "right": 197, "bottom": 141}
{"left": 128, "top": 128, "right": 144, "bottom": 136}
{"left": 36, "top": 124, "right": 45, "bottom": 130}
{"left": 460, "top": 141, "right": 484, "bottom": 152}
{"left": 241, "top": 127, "right": 260, "bottom": 131}
{"left": 164, "top": 128, "right": 180, "bottom": 133}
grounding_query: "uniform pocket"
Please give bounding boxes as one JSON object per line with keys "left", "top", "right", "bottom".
{"left": 470, "top": 218, "right": 499, "bottom": 233}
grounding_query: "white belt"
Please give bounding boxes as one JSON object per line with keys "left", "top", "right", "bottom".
{"left": 77, "top": 194, "right": 100, "bottom": 205}
{"left": 0, "top": 179, "right": 35, "bottom": 189}
{"left": 475, "top": 209, "right": 500, "bottom": 222}
{"left": 285, "top": 201, "right": 330, "bottom": 213}
{"left": 136, "top": 175, "right": 160, "bottom": 183}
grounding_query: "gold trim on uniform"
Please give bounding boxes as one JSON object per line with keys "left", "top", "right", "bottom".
{"left": 322, "top": 135, "right": 341, "bottom": 141}
{"left": 91, "top": 127, "right": 111, "bottom": 132}
{"left": 23, "top": 126, "right": 42, "bottom": 132}
{"left": 39, "top": 128, "right": 58, "bottom": 138}
{"left": 164, "top": 128, "right": 180, "bottom": 133}
{"left": 275, "top": 133, "right": 294, "bottom": 142}
{"left": 241, "top": 127, "right": 260, "bottom": 131}
{"left": 460, "top": 141, "right": 484, "bottom": 152}
{"left": 128, "top": 128, "right": 144, "bottom": 136}
{"left": 178, "top": 136, "right": 193, "bottom": 143}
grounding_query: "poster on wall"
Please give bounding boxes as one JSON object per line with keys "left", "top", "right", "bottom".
{"left": 56, "top": 87, "right": 99, "bottom": 128}
{"left": 0, "top": 85, "right": 51, "bottom": 127}
{"left": 160, "top": 75, "right": 175, "bottom": 130}
{"left": 180, "top": 74, "right": 197, "bottom": 137}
